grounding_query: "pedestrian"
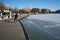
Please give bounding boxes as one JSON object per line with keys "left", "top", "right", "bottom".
{"left": 14, "top": 13, "right": 18, "bottom": 22}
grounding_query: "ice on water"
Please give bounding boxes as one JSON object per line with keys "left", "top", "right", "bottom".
{"left": 26, "top": 14, "right": 60, "bottom": 40}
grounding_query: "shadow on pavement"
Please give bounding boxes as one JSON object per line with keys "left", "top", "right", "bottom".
{"left": 3, "top": 20, "right": 14, "bottom": 23}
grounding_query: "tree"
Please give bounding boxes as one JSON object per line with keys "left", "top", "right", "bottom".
{"left": 30, "top": 8, "right": 40, "bottom": 14}
{"left": 0, "top": 0, "right": 5, "bottom": 13}
{"left": 12, "top": 7, "right": 19, "bottom": 13}
{"left": 19, "top": 9, "right": 26, "bottom": 14}
{"left": 41, "top": 9, "right": 46, "bottom": 13}
{"left": 41, "top": 9, "right": 51, "bottom": 13}
{"left": 55, "top": 10, "right": 60, "bottom": 13}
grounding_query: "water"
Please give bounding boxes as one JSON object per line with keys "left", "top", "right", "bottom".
{"left": 20, "top": 14, "right": 60, "bottom": 40}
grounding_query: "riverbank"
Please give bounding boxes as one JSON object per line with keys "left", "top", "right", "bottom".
{"left": 18, "top": 14, "right": 31, "bottom": 40}
{"left": 18, "top": 14, "right": 29, "bottom": 20}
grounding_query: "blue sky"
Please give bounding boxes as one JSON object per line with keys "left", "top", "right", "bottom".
{"left": 4, "top": 0, "right": 60, "bottom": 11}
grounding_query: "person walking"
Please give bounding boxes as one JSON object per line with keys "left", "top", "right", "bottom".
{"left": 14, "top": 13, "right": 18, "bottom": 22}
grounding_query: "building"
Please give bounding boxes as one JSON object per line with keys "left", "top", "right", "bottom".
{"left": 0, "top": 6, "right": 12, "bottom": 19}
{"left": 41, "top": 9, "right": 50, "bottom": 13}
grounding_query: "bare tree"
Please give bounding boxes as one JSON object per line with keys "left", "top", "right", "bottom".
{"left": 0, "top": 0, "right": 5, "bottom": 13}
{"left": 13, "top": 7, "right": 19, "bottom": 13}
{"left": 30, "top": 8, "right": 40, "bottom": 14}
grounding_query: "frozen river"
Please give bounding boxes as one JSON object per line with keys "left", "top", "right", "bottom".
{"left": 20, "top": 14, "right": 60, "bottom": 40}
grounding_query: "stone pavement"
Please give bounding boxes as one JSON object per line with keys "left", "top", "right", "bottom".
{"left": 0, "top": 18, "right": 25, "bottom": 40}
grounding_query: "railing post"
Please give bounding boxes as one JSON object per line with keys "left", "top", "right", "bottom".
{"left": 10, "top": 11, "right": 12, "bottom": 18}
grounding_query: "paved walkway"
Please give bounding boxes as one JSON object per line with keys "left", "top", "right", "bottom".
{"left": 0, "top": 18, "right": 25, "bottom": 40}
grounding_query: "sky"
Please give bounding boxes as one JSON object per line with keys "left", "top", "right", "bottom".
{"left": 4, "top": 0, "right": 60, "bottom": 11}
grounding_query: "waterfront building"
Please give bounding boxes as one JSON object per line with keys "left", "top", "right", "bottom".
{"left": 41, "top": 9, "right": 50, "bottom": 13}
{"left": 0, "top": 6, "right": 12, "bottom": 19}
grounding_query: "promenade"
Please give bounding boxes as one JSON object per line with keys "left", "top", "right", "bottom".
{"left": 0, "top": 18, "right": 25, "bottom": 40}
